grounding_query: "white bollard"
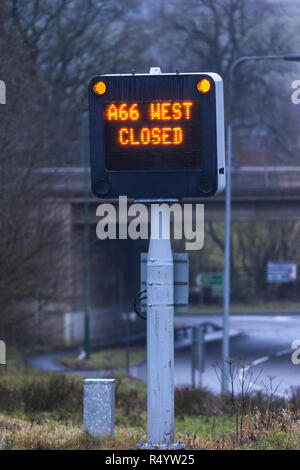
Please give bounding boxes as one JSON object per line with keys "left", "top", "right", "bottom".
{"left": 83, "top": 378, "right": 115, "bottom": 437}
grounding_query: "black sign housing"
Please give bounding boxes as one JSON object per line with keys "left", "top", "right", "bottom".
{"left": 89, "top": 72, "right": 225, "bottom": 199}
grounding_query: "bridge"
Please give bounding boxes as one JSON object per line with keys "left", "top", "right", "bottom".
{"left": 41, "top": 166, "right": 300, "bottom": 222}
{"left": 36, "top": 166, "right": 300, "bottom": 347}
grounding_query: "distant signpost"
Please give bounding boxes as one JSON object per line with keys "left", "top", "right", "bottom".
{"left": 195, "top": 273, "right": 224, "bottom": 300}
{"left": 267, "top": 262, "right": 297, "bottom": 283}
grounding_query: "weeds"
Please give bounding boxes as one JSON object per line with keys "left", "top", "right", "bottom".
{"left": 210, "top": 357, "right": 300, "bottom": 448}
{"left": 174, "top": 387, "right": 226, "bottom": 418}
{"left": 0, "top": 352, "right": 299, "bottom": 450}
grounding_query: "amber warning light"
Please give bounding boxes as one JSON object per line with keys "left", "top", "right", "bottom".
{"left": 105, "top": 102, "right": 193, "bottom": 147}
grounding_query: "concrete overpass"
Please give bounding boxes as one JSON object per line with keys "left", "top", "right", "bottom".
{"left": 41, "top": 166, "right": 300, "bottom": 222}
{"left": 37, "top": 166, "right": 300, "bottom": 347}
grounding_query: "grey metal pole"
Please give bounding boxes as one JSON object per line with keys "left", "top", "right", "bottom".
{"left": 146, "top": 204, "right": 174, "bottom": 447}
{"left": 222, "top": 122, "right": 232, "bottom": 394}
{"left": 198, "top": 325, "right": 205, "bottom": 388}
{"left": 191, "top": 327, "right": 196, "bottom": 389}
{"left": 81, "top": 111, "right": 91, "bottom": 358}
{"left": 222, "top": 53, "right": 300, "bottom": 394}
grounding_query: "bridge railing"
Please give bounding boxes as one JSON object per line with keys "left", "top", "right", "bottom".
{"left": 232, "top": 166, "right": 300, "bottom": 193}
{"left": 27, "top": 165, "right": 300, "bottom": 197}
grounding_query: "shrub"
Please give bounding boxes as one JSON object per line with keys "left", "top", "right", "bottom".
{"left": 20, "top": 375, "right": 82, "bottom": 413}
{"left": 175, "top": 387, "right": 226, "bottom": 418}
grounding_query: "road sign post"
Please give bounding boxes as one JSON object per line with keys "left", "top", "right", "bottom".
{"left": 146, "top": 205, "right": 175, "bottom": 447}
{"left": 88, "top": 67, "right": 225, "bottom": 449}
{"left": 196, "top": 273, "right": 224, "bottom": 302}
{"left": 81, "top": 112, "right": 91, "bottom": 359}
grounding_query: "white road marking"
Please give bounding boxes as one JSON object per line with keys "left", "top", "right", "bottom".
{"left": 252, "top": 356, "right": 270, "bottom": 366}
{"left": 275, "top": 348, "right": 293, "bottom": 357}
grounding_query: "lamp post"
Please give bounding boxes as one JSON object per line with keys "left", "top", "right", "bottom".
{"left": 222, "top": 54, "right": 300, "bottom": 394}
{"left": 81, "top": 111, "right": 91, "bottom": 359}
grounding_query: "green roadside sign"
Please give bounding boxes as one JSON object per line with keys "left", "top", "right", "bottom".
{"left": 195, "top": 273, "right": 224, "bottom": 296}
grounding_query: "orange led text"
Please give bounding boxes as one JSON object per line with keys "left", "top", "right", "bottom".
{"left": 105, "top": 102, "right": 193, "bottom": 121}
{"left": 106, "top": 103, "right": 140, "bottom": 121}
{"left": 150, "top": 102, "right": 193, "bottom": 120}
{"left": 119, "top": 127, "right": 183, "bottom": 146}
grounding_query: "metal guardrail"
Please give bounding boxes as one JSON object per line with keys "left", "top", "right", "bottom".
{"left": 232, "top": 166, "right": 300, "bottom": 191}
{"left": 174, "top": 321, "right": 222, "bottom": 342}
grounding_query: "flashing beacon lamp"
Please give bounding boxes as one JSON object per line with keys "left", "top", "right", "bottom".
{"left": 197, "top": 78, "right": 211, "bottom": 93}
{"left": 93, "top": 81, "right": 106, "bottom": 95}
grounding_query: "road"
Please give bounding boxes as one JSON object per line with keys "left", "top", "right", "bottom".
{"left": 26, "top": 313, "right": 300, "bottom": 397}
{"left": 130, "top": 314, "right": 300, "bottom": 396}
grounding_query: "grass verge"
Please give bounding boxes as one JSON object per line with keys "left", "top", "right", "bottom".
{"left": 0, "top": 412, "right": 299, "bottom": 450}
{"left": 60, "top": 347, "right": 146, "bottom": 371}
{"left": 0, "top": 348, "right": 299, "bottom": 450}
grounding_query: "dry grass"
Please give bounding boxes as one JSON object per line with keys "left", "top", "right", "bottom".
{"left": 0, "top": 413, "right": 146, "bottom": 450}
{"left": 0, "top": 349, "right": 299, "bottom": 450}
{"left": 192, "top": 409, "right": 300, "bottom": 450}
{"left": 0, "top": 410, "right": 299, "bottom": 450}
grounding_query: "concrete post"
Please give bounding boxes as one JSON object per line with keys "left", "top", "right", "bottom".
{"left": 146, "top": 204, "right": 174, "bottom": 446}
{"left": 83, "top": 378, "right": 115, "bottom": 437}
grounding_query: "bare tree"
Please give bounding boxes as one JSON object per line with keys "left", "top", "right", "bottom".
{"left": 0, "top": 4, "right": 75, "bottom": 345}
{"left": 151, "top": 0, "right": 300, "bottom": 164}
{"left": 6, "top": 0, "right": 145, "bottom": 165}
{"left": 199, "top": 220, "right": 300, "bottom": 302}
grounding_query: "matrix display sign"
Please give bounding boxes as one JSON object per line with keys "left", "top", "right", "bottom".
{"left": 89, "top": 70, "right": 225, "bottom": 199}
{"left": 104, "top": 101, "right": 201, "bottom": 171}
